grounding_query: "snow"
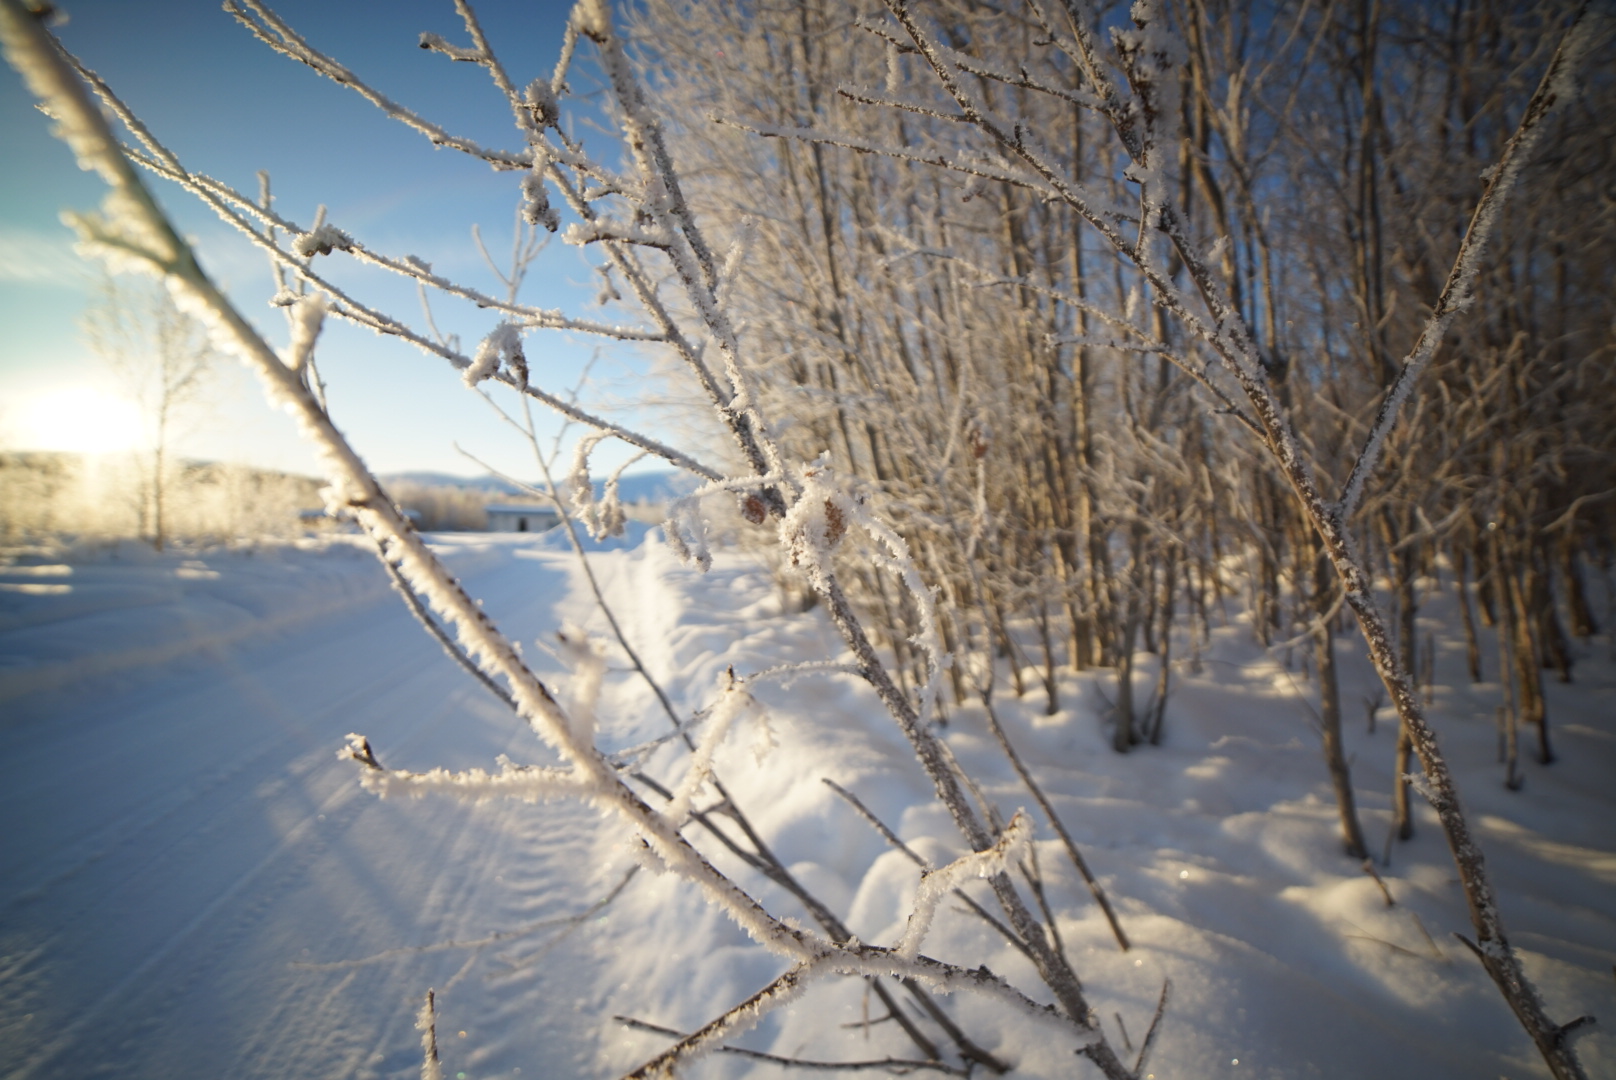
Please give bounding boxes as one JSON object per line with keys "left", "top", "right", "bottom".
{"left": 464, "top": 323, "right": 526, "bottom": 389}
{"left": 292, "top": 222, "right": 354, "bottom": 260}
{"left": 0, "top": 537, "right": 390, "bottom": 703}
{"left": 283, "top": 292, "right": 327, "bottom": 374}
{"left": 1, "top": 532, "right": 1612, "bottom": 1078}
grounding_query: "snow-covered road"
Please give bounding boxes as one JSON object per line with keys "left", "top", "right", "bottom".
{"left": 2, "top": 536, "right": 620, "bottom": 1080}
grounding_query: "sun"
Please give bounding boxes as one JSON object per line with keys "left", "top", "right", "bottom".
{"left": 8, "top": 385, "right": 146, "bottom": 456}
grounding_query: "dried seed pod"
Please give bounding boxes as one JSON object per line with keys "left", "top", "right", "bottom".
{"left": 823, "top": 499, "right": 846, "bottom": 547}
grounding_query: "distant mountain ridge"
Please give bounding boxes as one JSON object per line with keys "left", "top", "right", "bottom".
{"left": 378, "top": 469, "right": 698, "bottom": 505}
{"left": 378, "top": 471, "right": 525, "bottom": 495}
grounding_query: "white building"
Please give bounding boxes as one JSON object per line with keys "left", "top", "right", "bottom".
{"left": 485, "top": 502, "right": 559, "bottom": 533}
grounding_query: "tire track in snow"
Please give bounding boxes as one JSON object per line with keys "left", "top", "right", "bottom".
{"left": 3, "top": 605, "right": 495, "bottom": 1079}
{"left": 0, "top": 589, "right": 464, "bottom": 924}
{"left": 1, "top": 540, "right": 613, "bottom": 1080}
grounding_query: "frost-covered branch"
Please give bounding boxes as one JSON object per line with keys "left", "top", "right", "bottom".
{"left": 348, "top": 746, "right": 595, "bottom": 805}
{"left": 613, "top": 1016, "right": 968, "bottom": 1075}
{"left": 717, "top": 116, "right": 1061, "bottom": 199}
{"left": 417, "top": 989, "right": 443, "bottom": 1080}
{"left": 223, "top": 0, "right": 529, "bottom": 169}
{"left": 895, "top": 810, "right": 1032, "bottom": 958}
{"left": 618, "top": 963, "right": 822, "bottom": 1080}
{"left": 823, "top": 778, "right": 1040, "bottom": 965}
{"left": 375, "top": 547, "right": 518, "bottom": 711}
{"left": 1337, "top": 3, "right": 1596, "bottom": 519}
{"left": 978, "top": 697, "right": 1130, "bottom": 952}
{"left": 56, "top": 39, "right": 722, "bottom": 480}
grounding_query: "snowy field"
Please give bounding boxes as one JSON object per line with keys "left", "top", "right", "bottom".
{"left": 1, "top": 532, "right": 1612, "bottom": 1079}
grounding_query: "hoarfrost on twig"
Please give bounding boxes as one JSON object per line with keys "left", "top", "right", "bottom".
{"left": 356, "top": 754, "right": 592, "bottom": 805}
{"left": 895, "top": 810, "right": 1033, "bottom": 959}
{"left": 416, "top": 989, "right": 442, "bottom": 1080}
{"left": 665, "top": 669, "right": 758, "bottom": 826}
{"left": 463, "top": 321, "right": 525, "bottom": 388}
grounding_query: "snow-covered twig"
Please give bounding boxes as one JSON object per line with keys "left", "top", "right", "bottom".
{"left": 664, "top": 669, "right": 757, "bottom": 826}
{"left": 349, "top": 749, "right": 592, "bottom": 806}
{"left": 742, "top": 660, "right": 863, "bottom": 688}
{"left": 823, "top": 778, "right": 1038, "bottom": 966}
{"left": 416, "top": 989, "right": 443, "bottom": 1080}
{"left": 374, "top": 548, "right": 517, "bottom": 711}
{"left": 52, "top": 35, "right": 729, "bottom": 492}
{"left": 1128, "top": 979, "right": 1171, "bottom": 1079}
{"left": 619, "top": 962, "right": 822, "bottom": 1080}
{"left": 223, "top": 0, "right": 528, "bottom": 169}
{"left": 613, "top": 1015, "right": 968, "bottom": 1075}
{"left": 979, "top": 696, "right": 1130, "bottom": 952}
{"left": 783, "top": 461, "right": 951, "bottom": 729}
{"left": 896, "top": 810, "right": 1033, "bottom": 959}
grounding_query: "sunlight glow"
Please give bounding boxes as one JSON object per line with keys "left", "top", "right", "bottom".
{"left": 9, "top": 386, "right": 145, "bottom": 455}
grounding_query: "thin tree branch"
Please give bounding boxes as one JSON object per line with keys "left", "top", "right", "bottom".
{"left": 613, "top": 1015, "right": 967, "bottom": 1075}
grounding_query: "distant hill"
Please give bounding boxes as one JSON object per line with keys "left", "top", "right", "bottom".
{"left": 609, "top": 470, "right": 701, "bottom": 505}
{"left": 378, "top": 471, "right": 525, "bottom": 495}
{"left": 377, "top": 469, "right": 699, "bottom": 505}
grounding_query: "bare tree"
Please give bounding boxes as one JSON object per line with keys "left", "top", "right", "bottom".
{"left": 80, "top": 273, "right": 217, "bottom": 549}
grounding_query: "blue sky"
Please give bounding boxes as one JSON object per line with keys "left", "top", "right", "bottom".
{"left": 2, "top": 0, "right": 681, "bottom": 480}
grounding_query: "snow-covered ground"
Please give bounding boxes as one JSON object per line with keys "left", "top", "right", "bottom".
{"left": 1, "top": 532, "right": 1612, "bottom": 1079}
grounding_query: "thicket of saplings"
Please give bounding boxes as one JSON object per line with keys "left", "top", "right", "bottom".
{"left": 631, "top": 0, "right": 1614, "bottom": 831}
